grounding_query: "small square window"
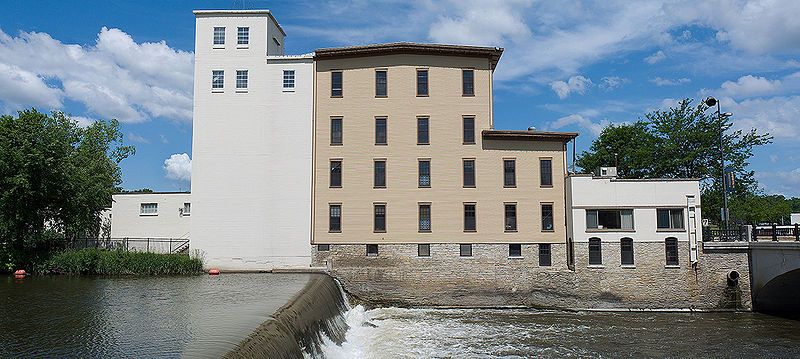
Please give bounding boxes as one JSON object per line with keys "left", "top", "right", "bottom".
{"left": 317, "top": 244, "right": 330, "bottom": 251}
{"left": 182, "top": 203, "right": 191, "bottom": 216}
{"left": 237, "top": 27, "right": 249, "bottom": 45}
{"left": 459, "top": 244, "right": 472, "bottom": 257}
{"left": 418, "top": 244, "right": 430, "bottom": 257}
{"left": 283, "top": 70, "right": 295, "bottom": 89}
{"left": 366, "top": 244, "right": 378, "bottom": 256}
{"left": 509, "top": 244, "right": 522, "bottom": 257}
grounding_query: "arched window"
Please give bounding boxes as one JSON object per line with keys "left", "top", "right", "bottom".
{"left": 620, "top": 237, "right": 634, "bottom": 266}
{"left": 588, "top": 237, "right": 602, "bottom": 265}
{"left": 665, "top": 237, "right": 679, "bottom": 266}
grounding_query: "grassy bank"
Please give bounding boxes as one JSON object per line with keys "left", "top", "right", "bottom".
{"left": 36, "top": 248, "right": 203, "bottom": 275}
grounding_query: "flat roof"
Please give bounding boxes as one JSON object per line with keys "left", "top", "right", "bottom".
{"left": 482, "top": 130, "right": 579, "bottom": 142}
{"left": 315, "top": 42, "right": 504, "bottom": 70}
{"left": 113, "top": 191, "right": 191, "bottom": 195}
{"left": 569, "top": 174, "right": 700, "bottom": 182}
{"left": 193, "top": 9, "right": 286, "bottom": 36}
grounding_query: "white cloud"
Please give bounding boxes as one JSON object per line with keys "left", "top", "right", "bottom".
{"left": 0, "top": 27, "right": 193, "bottom": 123}
{"left": 600, "top": 76, "right": 626, "bottom": 90}
{"left": 550, "top": 75, "right": 592, "bottom": 99}
{"left": 719, "top": 75, "right": 782, "bottom": 98}
{"left": 164, "top": 153, "right": 191, "bottom": 182}
{"left": 644, "top": 50, "right": 666, "bottom": 64}
{"left": 721, "top": 95, "right": 800, "bottom": 139}
{"left": 71, "top": 116, "right": 96, "bottom": 128}
{"left": 549, "top": 114, "right": 610, "bottom": 136}
{"left": 757, "top": 168, "right": 800, "bottom": 197}
{"left": 650, "top": 77, "right": 691, "bottom": 86}
{"left": 127, "top": 132, "right": 149, "bottom": 144}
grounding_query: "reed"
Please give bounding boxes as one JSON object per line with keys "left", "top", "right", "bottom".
{"left": 37, "top": 248, "right": 203, "bottom": 275}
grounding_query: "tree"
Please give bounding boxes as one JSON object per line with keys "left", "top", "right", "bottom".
{"left": 0, "top": 109, "right": 134, "bottom": 270}
{"left": 576, "top": 99, "right": 772, "bottom": 225}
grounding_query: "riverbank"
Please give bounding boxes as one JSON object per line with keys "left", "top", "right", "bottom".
{"left": 35, "top": 248, "right": 203, "bottom": 275}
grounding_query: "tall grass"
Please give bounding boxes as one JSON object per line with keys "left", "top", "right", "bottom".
{"left": 37, "top": 248, "right": 203, "bottom": 275}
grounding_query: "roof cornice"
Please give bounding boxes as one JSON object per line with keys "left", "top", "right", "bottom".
{"left": 315, "top": 42, "right": 504, "bottom": 70}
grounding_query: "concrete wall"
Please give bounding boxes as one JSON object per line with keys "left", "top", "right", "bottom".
{"left": 110, "top": 192, "right": 191, "bottom": 239}
{"left": 192, "top": 10, "right": 312, "bottom": 270}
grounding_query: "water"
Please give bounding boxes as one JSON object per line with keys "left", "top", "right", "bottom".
{"left": 1, "top": 273, "right": 317, "bottom": 358}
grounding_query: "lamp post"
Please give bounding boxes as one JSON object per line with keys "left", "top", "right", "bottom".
{"left": 704, "top": 96, "right": 732, "bottom": 230}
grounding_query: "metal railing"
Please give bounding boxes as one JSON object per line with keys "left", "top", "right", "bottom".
{"left": 753, "top": 224, "right": 800, "bottom": 242}
{"left": 702, "top": 224, "right": 800, "bottom": 242}
{"left": 703, "top": 227, "right": 747, "bottom": 242}
{"left": 69, "top": 237, "right": 190, "bottom": 254}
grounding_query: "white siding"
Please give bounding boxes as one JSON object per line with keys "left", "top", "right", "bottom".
{"left": 110, "top": 193, "right": 191, "bottom": 239}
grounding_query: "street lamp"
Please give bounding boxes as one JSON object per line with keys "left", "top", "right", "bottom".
{"left": 704, "top": 96, "right": 732, "bottom": 230}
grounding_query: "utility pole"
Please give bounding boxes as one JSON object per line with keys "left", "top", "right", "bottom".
{"left": 705, "top": 97, "right": 731, "bottom": 230}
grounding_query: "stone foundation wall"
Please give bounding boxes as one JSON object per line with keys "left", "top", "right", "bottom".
{"left": 313, "top": 242, "right": 752, "bottom": 310}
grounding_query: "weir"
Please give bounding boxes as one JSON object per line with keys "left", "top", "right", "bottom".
{"left": 224, "top": 274, "right": 350, "bottom": 358}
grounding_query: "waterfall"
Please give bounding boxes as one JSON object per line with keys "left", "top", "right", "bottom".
{"left": 223, "top": 274, "right": 350, "bottom": 359}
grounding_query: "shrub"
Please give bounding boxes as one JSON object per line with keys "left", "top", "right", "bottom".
{"left": 37, "top": 248, "right": 203, "bottom": 275}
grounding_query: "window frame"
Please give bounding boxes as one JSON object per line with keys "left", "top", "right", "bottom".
{"left": 588, "top": 237, "right": 603, "bottom": 265}
{"left": 211, "top": 70, "right": 224, "bottom": 91}
{"left": 418, "top": 203, "right": 432, "bottom": 233}
{"left": 235, "top": 70, "right": 248, "bottom": 90}
{"left": 665, "top": 237, "right": 679, "bottom": 266}
{"left": 237, "top": 26, "right": 249, "bottom": 45}
{"left": 418, "top": 159, "right": 431, "bottom": 188}
{"left": 329, "top": 160, "right": 342, "bottom": 188}
{"left": 508, "top": 243, "right": 522, "bottom": 258}
{"left": 539, "top": 244, "right": 552, "bottom": 266}
{"left": 541, "top": 203, "right": 554, "bottom": 232}
{"left": 328, "top": 204, "right": 342, "bottom": 233}
{"left": 585, "top": 209, "right": 634, "bottom": 231}
{"left": 375, "top": 69, "right": 388, "bottom": 97}
{"left": 540, "top": 158, "right": 553, "bottom": 187}
{"left": 463, "top": 202, "right": 477, "bottom": 232}
{"left": 463, "top": 116, "right": 475, "bottom": 144}
{"left": 620, "top": 237, "right": 635, "bottom": 266}
{"left": 373, "top": 159, "right": 386, "bottom": 189}
{"left": 462, "top": 69, "right": 475, "bottom": 96}
{"left": 416, "top": 69, "right": 429, "bottom": 96}
{"left": 463, "top": 159, "right": 476, "bottom": 188}
{"left": 657, "top": 208, "right": 685, "bottom": 230}
{"left": 317, "top": 244, "right": 330, "bottom": 251}
{"left": 375, "top": 117, "right": 387, "bottom": 145}
{"left": 417, "top": 117, "right": 430, "bottom": 145}
{"left": 418, "top": 244, "right": 431, "bottom": 257}
{"left": 330, "top": 117, "right": 343, "bottom": 145}
{"left": 213, "top": 27, "right": 225, "bottom": 46}
{"left": 366, "top": 244, "right": 379, "bottom": 257}
{"left": 139, "top": 203, "right": 158, "bottom": 216}
{"left": 282, "top": 70, "right": 296, "bottom": 91}
{"left": 373, "top": 203, "right": 386, "bottom": 233}
{"left": 504, "top": 202, "right": 517, "bottom": 232}
{"left": 459, "top": 244, "right": 472, "bottom": 257}
{"left": 331, "top": 71, "right": 343, "bottom": 97}
{"left": 503, "top": 159, "right": 516, "bottom": 188}
{"left": 182, "top": 203, "right": 191, "bottom": 216}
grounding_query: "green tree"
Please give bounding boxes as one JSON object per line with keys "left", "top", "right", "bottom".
{"left": 576, "top": 99, "right": 772, "bottom": 224}
{"left": 730, "top": 194, "right": 791, "bottom": 225}
{"left": 0, "top": 109, "right": 134, "bottom": 270}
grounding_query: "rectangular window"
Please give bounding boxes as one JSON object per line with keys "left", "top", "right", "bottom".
{"left": 540, "top": 159, "right": 553, "bottom": 187}
{"left": 416, "top": 69, "right": 429, "bottom": 96}
{"left": 213, "top": 27, "right": 225, "bottom": 45}
{"left": 589, "top": 238, "right": 602, "bottom": 265}
{"left": 317, "top": 244, "right": 330, "bottom": 251}
{"left": 237, "top": 27, "right": 249, "bottom": 45}
{"left": 657, "top": 209, "right": 685, "bottom": 229}
{"left": 463, "top": 159, "right": 476, "bottom": 188}
{"left": 375, "top": 70, "right": 387, "bottom": 97}
{"left": 666, "top": 238, "right": 679, "bottom": 266}
{"left": 462, "top": 69, "right": 474, "bottom": 96}
{"left": 541, "top": 204, "right": 554, "bottom": 231}
{"left": 539, "top": 244, "right": 552, "bottom": 266}
{"left": 212, "top": 70, "right": 224, "bottom": 89}
{"left": 236, "top": 70, "right": 248, "bottom": 89}
{"left": 375, "top": 118, "right": 387, "bottom": 145}
{"left": 373, "top": 160, "right": 386, "bottom": 188}
{"left": 459, "top": 244, "right": 472, "bottom": 257}
{"left": 418, "top": 244, "right": 431, "bottom": 257}
{"left": 140, "top": 203, "right": 158, "bottom": 215}
{"left": 374, "top": 204, "right": 386, "bottom": 232}
{"left": 417, "top": 117, "right": 430, "bottom": 144}
{"left": 182, "top": 203, "right": 191, "bottom": 216}
{"left": 509, "top": 244, "right": 522, "bottom": 257}
{"left": 331, "top": 71, "right": 343, "bottom": 97}
{"left": 463, "top": 116, "right": 475, "bottom": 144}
{"left": 329, "top": 160, "right": 342, "bottom": 188}
{"left": 419, "top": 204, "right": 431, "bottom": 232}
{"left": 503, "top": 159, "right": 516, "bottom": 187}
{"left": 621, "top": 238, "right": 634, "bottom": 265}
{"left": 418, "top": 160, "right": 431, "bottom": 188}
{"left": 329, "top": 204, "right": 341, "bottom": 232}
{"left": 504, "top": 203, "right": 517, "bottom": 232}
{"left": 586, "top": 209, "right": 634, "bottom": 230}
{"left": 366, "top": 244, "right": 378, "bottom": 256}
{"left": 283, "top": 70, "right": 295, "bottom": 89}
{"left": 464, "top": 203, "right": 476, "bottom": 232}
{"left": 330, "top": 118, "right": 342, "bottom": 145}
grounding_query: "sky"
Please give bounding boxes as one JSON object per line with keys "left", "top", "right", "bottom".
{"left": 1, "top": 0, "right": 799, "bottom": 196}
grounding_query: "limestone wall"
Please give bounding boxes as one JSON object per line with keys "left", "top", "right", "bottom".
{"left": 314, "top": 242, "right": 751, "bottom": 310}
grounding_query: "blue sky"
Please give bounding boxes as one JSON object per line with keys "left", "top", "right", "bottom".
{"left": 2, "top": 0, "right": 799, "bottom": 196}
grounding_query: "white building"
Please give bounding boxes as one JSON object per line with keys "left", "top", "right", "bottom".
{"left": 189, "top": 10, "right": 314, "bottom": 270}
{"left": 110, "top": 192, "right": 191, "bottom": 252}
{"left": 791, "top": 213, "right": 800, "bottom": 225}
{"left": 566, "top": 170, "right": 702, "bottom": 267}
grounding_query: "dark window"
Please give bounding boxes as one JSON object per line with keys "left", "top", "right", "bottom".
{"left": 540, "top": 159, "right": 553, "bottom": 187}
{"left": 463, "top": 159, "right": 476, "bottom": 187}
{"left": 464, "top": 203, "right": 476, "bottom": 232}
{"left": 418, "top": 160, "right": 431, "bottom": 188}
{"left": 460, "top": 244, "right": 472, "bottom": 257}
{"left": 463, "top": 117, "right": 475, "bottom": 144}
{"left": 418, "top": 244, "right": 430, "bottom": 257}
{"left": 330, "top": 118, "right": 342, "bottom": 145}
{"left": 417, "top": 117, "right": 430, "bottom": 144}
{"left": 317, "top": 244, "right": 330, "bottom": 251}
{"left": 375, "top": 70, "right": 387, "bottom": 97}
{"left": 462, "top": 69, "right": 474, "bottom": 96}
{"left": 237, "top": 27, "right": 249, "bottom": 45}
{"left": 657, "top": 209, "right": 685, "bottom": 229}
{"left": 213, "top": 27, "right": 225, "bottom": 45}
{"left": 586, "top": 209, "right": 634, "bottom": 230}
{"left": 539, "top": 244, "right": 552, "bottom": 266}
{"left": 621, "top": 238, "right": 634, "bottom": 265}
{"left": 374, "top": 160, "right": 386, "bottom": 188}
{"left": 366, "top": 244, "right": 378, "bottom": 256}
{"left": 505, "top": 203, "right": 517, "bottom": 232}
{"left": 329, "top": 160, "right": 342, "bottom": 188}
{"left": 589, "top": 238, "right": 602, "bottom": 265}
{"left": 375, "top": 118, "right": 387, "bottom": 145}
{"left": 331, "top": 71, "right": 343, "bottom": 97}
{"left": 666, "top": 238, "right": 679, "bottom": 266}
{"left": 503, "top": 160, "right": 516, "bottom": 187}
{"left": 509, "top": 244, "right": 522, "bottom": 257}
{"left": 419, "top": 204, "right": 431, "bottom": 232}
{"left": 374, "top": 204, "right": 386, "bottom": 232}
{"left": 541, "top": 204, "right": 554, "bottom": 231}
{"left": 417, "top": 69, "right": 428, "bottom": 96}
{"left": 329, "top": 205, "right": 341, "bottom": 232}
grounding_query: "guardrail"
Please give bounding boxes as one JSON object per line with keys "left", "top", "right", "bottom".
{"left": 703, "top": 227, "right": 747, "bottom": 242}
{"left": 69, "top": 237, "right": 190, "bottom": 254}
{"left": 703, "top": 224, "right": 800, "bottom": 242}
{"left": 753, "top": 224, "right": 800, "bottom": 242}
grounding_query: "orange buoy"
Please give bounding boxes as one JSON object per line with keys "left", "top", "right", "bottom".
{"left": 208, "top": 268, "right": 220, "bottom": 275}
{"left": 13, "top": 269, "right": 25, "bottom": 276}
{"left": 14, "top": 274, "right": 25, "bottom": 280}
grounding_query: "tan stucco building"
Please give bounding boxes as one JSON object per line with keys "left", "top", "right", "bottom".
{"left": 311, "top": 43, "right": 577, "bottom": 257}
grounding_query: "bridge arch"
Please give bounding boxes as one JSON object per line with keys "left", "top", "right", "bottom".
{"left": 753, "top": 268, "right": 800, "bottom": 312}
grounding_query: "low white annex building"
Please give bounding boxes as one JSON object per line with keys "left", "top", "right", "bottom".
{"left": 566, "top": 168, "right": 702, "bottom": 268}
{"left": 109, "top": 192, "right": 191, "bottom": 252}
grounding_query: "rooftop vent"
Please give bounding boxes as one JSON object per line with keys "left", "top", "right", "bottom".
{"left": 527, "top": 126, "right": 536, "bottom": 131}
{"left": 595, "top": 166, "right": 618, "bottom": 178}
